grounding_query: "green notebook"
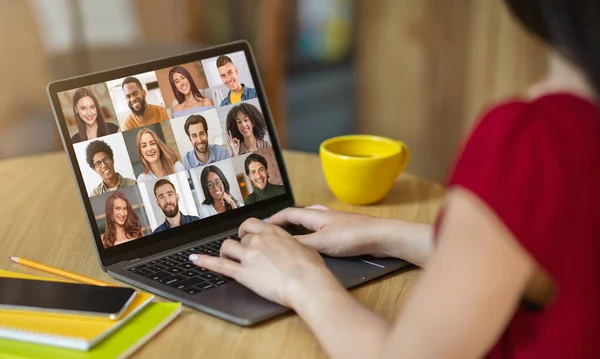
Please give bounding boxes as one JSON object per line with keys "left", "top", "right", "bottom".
{"left": 0, "top": 302, "right": 181, "bottom": 359}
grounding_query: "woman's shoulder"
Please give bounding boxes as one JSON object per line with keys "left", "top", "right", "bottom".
{"left": 137, "top": 172, "right": 154, "bottom": 183}
{"left": 173, "top": 103, "right": 184, "bottom": 112}
{"left": 198, "top": 203, "right": 215, "bottom": 217}
{"left": 71, "top": 132, "right": 82, "bottom": 143}
{"left": 450, "top": 91, "right": 600, "bottom": 191}
{"left": 107, "top": 122, "right": 120, "bottom": 133}
{"left": 471, "top": 92, "right": 598, "bottom": 147}
{"left": 174, "top": 161, "right": 185, "bottom": 172}
{"left": 484, "top": 91, "right": 596, "bottom": 119}
{"left": 450, "top": 91, "right": 600, "bottom": 190}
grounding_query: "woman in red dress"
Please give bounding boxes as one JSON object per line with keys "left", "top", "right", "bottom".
{"left": 190, "top": 1, "right": 600, "bottom": 357}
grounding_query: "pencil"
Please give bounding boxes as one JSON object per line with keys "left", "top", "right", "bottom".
{"left": 9, "top": 256, "right": 115, "bottom": 287}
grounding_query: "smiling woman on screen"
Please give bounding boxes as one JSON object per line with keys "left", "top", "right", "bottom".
{"left": 197, "top": 165, "right": 241, "bottom": 218}
{"left": 135, "top": 128, "right": 184, "bottom": 183}
{"left": 225, "top": 103, "right": 270, "bottom": 156}
{"left": 168, "top": 65, "right": 214, "bottom": 116}
{"left": 71, "top": 88, "right": 119, "bottom": 143}
{"left": 102, "top": 191, "right": 143, "bottom": 248}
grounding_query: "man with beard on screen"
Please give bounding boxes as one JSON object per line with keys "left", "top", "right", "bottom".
{"left": 182, "top": 114, "right": 230, "bottom": 170}
{"left": 152, "top": 178, "right": 199, "bottom": 233}
{"left": 120, "top": 77, "right": 169, "bottom": 131}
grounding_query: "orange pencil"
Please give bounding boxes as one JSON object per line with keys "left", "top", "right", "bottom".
{"left": 9, "top": 256, "right": 115, "bottom": 287}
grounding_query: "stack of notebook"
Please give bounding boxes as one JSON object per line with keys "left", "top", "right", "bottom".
{"left": 0, "top": 270, "right": 181, "bottom": 359}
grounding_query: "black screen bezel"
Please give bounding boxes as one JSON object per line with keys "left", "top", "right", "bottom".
{"left": 47, "top": 40, "right": 295, "bottom": 268}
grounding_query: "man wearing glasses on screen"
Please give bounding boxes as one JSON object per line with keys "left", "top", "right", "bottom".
{"left": 86, "top": 140, "right": 137, "bottom": 196}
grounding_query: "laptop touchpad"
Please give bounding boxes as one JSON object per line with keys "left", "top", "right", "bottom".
{"left": 323, "top": 256, "right": 387, "bottom": 287}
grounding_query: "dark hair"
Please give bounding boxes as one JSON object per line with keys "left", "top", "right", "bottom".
{"left": 102, "top": 191, "right": 143, "bottom": 248}
{"left": 85, "top": 140, "right": 113, "bottom": 169}
{"left": 226, "top": 103, "right": 268, "bottom": 143}
{"left": 168, "top": 65, "right": 204, "bottom": 104}
{"left": 184, "top": 115, "right": 208, "bottom": 136}
{"left": 136, "top": 128, "right": 178, "bottom": 175}
{"left": 121, "top": 77, "right": 143, "bottom": 91}
{"left": 244, "top": 153, "right": 268, "bottom": 176}
{"left": 153, "top": 178, "right": 176, "bottom": 196}
{"left": 216, "top": 55, "right": 234, "bottom": 68}
{"left": 72, "top": 87, "right": 108, "bottom": 141}
{"left": 504, "top": 0, "right": 600, "bottom": 99}
{"left": 200, "top": 165, "right": 232, "bottom": 207}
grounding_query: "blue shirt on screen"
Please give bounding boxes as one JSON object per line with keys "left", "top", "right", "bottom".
{"left": 220, "top": 84, "right": 257, "bottom": 106}
{"left": 183, "top": 145, "right": 231, "bottom": 170}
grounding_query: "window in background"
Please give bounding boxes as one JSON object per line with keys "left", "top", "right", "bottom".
{"left": 286, "top": 0, "right": 356, "bottom": 152}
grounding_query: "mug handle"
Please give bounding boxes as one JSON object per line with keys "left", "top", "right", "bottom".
{"left": 396, "top": 141, "right": 411, "bottom": 175}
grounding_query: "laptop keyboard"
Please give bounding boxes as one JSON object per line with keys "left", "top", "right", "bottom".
{"left": 126, "top": 236, "right": 239, "bottom": 295}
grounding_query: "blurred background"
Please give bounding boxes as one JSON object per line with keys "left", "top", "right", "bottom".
{"left": 0, "top": 0, "right": 547, "bottom": 181}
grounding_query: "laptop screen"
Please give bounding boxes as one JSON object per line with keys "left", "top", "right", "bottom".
{"left": 54, "top": 48, "right": 288, "bottom": 250}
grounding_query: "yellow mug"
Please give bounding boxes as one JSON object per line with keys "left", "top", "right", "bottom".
{"left": 319, "top": 135, "right": 410, "bottom": 205}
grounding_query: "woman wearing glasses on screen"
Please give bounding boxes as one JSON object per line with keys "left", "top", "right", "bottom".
{"left": 225, "top": 103, "right": 270, "bottom": 157}
{"left": 70, "top": 87, "right": 119, "bottom": 143}
{"left": 197, "top": 165, "right": 241, "bottom": 218}
{"left": 136, "top": 128, "right": 185, "bottom": 183}
{"left": 101, "top": 191, "right": 144, "bottom": 248}
{"left": 169, "top": 65, "right": 214, "bottom": 117}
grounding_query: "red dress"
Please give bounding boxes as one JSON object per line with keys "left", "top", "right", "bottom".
{"left": 444, "top": 93, "right": 600, "bottom": 358}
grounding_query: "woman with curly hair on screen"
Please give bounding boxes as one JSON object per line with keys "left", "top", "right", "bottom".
{"left": 136, "top": 128, "right": 184, "bottom": 183}
{"left": 225, "top": 102, "right": 270, "bottom": 156}
{"left": 169, "top": 65, "right": 214, "bottom": 117}
{"left": 101, "top": 191, "right": 144, "bottom": 248}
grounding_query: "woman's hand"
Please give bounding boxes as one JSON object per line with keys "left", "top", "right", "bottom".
{"left": 267, "top": 205, "right": 434, "bottom": 266}
{"left": 189, "top": 218, "right": 340, "bottom": 307}
{"left": 226, "top": 131, "right": 240, "bottom": 157}
{"left": 266, "top": 205, "right": 388, "bottom": 258}
{"left": 221, "top": 192, "right": 237, "bottom": 209}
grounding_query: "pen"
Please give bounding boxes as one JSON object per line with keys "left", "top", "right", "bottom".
{"left": 9, "top": 256, "right": 115, "bottom": 287}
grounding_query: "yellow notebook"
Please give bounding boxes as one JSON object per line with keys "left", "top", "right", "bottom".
{"left": 0, "top": 302, "right": 181, "bottom": 359}
{"left": 0, "top": 270, "right": 155, "bottom": 350}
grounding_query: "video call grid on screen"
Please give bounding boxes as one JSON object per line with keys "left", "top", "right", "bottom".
{"left": 55, "top": 48, "right": 288, "bottom": 249}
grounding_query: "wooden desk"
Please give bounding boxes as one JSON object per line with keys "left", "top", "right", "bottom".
{"left": 0, "top": 151, "right": 445, "bottom": 358}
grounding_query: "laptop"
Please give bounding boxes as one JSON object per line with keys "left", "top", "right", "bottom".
{"left": 46, "top": 40, "right": 410, "bottom": 326}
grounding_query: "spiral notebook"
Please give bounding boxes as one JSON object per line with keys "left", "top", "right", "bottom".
{"left": 0, "top": 270, "right": 156, "bottom": 351}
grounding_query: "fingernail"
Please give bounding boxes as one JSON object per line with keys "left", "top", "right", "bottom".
{"left": 189, "top": 254, "right": 199, "bottom": 261}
